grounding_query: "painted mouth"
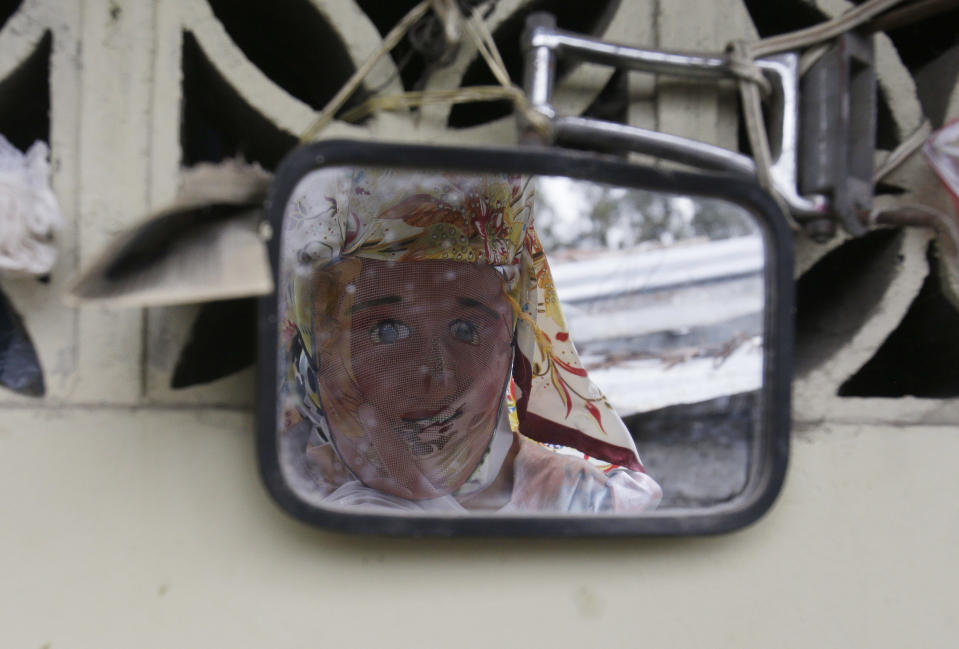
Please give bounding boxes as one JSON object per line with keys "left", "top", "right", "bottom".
{"left": 398, "top": 407, "right": 463, "bottom": 458}
{"left": 401, "top": 408, "right": 463, "bottom": 427}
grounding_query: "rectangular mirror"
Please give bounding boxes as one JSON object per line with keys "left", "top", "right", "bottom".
{"left": 258, "top": 140, "right": 793, "bottom": 535}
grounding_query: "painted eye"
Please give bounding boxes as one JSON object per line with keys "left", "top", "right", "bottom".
{"left": 370, "top": 320, "right": 410, "bottom": 344}
{"left": 449, "top": 319, "right": 479, "bottom": 344}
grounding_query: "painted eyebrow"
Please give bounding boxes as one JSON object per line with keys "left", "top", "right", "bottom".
{"left": 351, "top": 295, "right": 401, "bottom": 312}
{"left": 456, "top": 296, "right": 500, "bottom": 319}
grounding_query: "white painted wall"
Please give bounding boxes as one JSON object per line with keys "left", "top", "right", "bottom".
{"left": 1, "top": 1, "right": 956, "bottom": 647}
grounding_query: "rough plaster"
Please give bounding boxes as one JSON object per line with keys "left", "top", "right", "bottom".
{"left": 0, "top": 1, "right": 956, "bottom": 647}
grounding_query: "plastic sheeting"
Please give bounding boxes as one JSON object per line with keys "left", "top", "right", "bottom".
{"left": 0, "top": 135, "right": 63, "bottom": 277}
{"left": 0, "top": 287, "right": 44, "bottom": 396}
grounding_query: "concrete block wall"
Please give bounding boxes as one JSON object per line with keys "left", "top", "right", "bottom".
{"left": 1, "top": 1, "right": 957, "bottom": 646}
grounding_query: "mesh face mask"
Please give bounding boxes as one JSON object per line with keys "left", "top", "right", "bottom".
{"left": 310, "top": 258, "right": 515, "bottom": 499}
{"left": 280, "top": 166, "right": 652, "bottom": 505}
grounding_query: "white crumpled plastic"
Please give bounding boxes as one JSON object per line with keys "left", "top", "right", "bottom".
{"left": 924, "top": 119, "right": 959, "bottom": 214}
{"left": 0, "top": 135, "right": 63, "bottom": 277}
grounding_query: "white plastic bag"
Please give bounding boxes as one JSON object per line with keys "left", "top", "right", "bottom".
{"left": 0, "top": 135, "right": 63, "bottom": 277}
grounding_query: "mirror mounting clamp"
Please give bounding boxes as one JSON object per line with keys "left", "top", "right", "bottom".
{"left": 519, "top": 12, "right": 877, "bottom": 241}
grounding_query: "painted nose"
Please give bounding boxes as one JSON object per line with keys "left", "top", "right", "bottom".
{"left": 420, "top": 337, "right": 456, "bottom": 395}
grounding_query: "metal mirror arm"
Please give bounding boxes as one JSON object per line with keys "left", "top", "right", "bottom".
{"left": 521, "top": 13, "right": 875, "bottom": 238}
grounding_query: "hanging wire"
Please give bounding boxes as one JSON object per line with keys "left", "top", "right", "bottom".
{"left": 299, "top": 1, "right": 432, "bottom": 142}
{"left": 299, "top": 0, "right": 549, "bottom": 142}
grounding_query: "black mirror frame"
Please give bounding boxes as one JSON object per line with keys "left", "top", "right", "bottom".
{"left": 257, "top": 139, "right": 794, "bottom": 537}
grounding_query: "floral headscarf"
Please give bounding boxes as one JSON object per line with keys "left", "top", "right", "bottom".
{"left": 279, "top": 166, "right": 650, "bottom": 505}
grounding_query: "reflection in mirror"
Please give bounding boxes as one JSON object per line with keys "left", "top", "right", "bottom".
{"left": 535, "top": 177, "right": 763, "bottom": 508}
{"left": 276, "top": 167, "right": 764, "bottom": 516}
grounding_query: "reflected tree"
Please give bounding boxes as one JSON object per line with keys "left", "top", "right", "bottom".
{"left": 534, "top": 178, "right": 757, "bottom": 252}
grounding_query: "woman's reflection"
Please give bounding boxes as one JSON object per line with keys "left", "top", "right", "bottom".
{"left": 279, "top": 168, "right": 661, "bottom": 513}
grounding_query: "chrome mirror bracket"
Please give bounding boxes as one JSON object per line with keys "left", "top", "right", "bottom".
{"left": 520, "top": 13, "right": 876, "bottom": 240}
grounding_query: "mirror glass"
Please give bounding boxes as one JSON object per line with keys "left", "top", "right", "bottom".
{"left": 273, "top": 164, "right": 766, "bottom": 518}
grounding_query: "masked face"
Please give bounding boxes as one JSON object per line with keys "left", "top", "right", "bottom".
{"left": 319, "top": 258, "right": 514, "bottom": 500}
